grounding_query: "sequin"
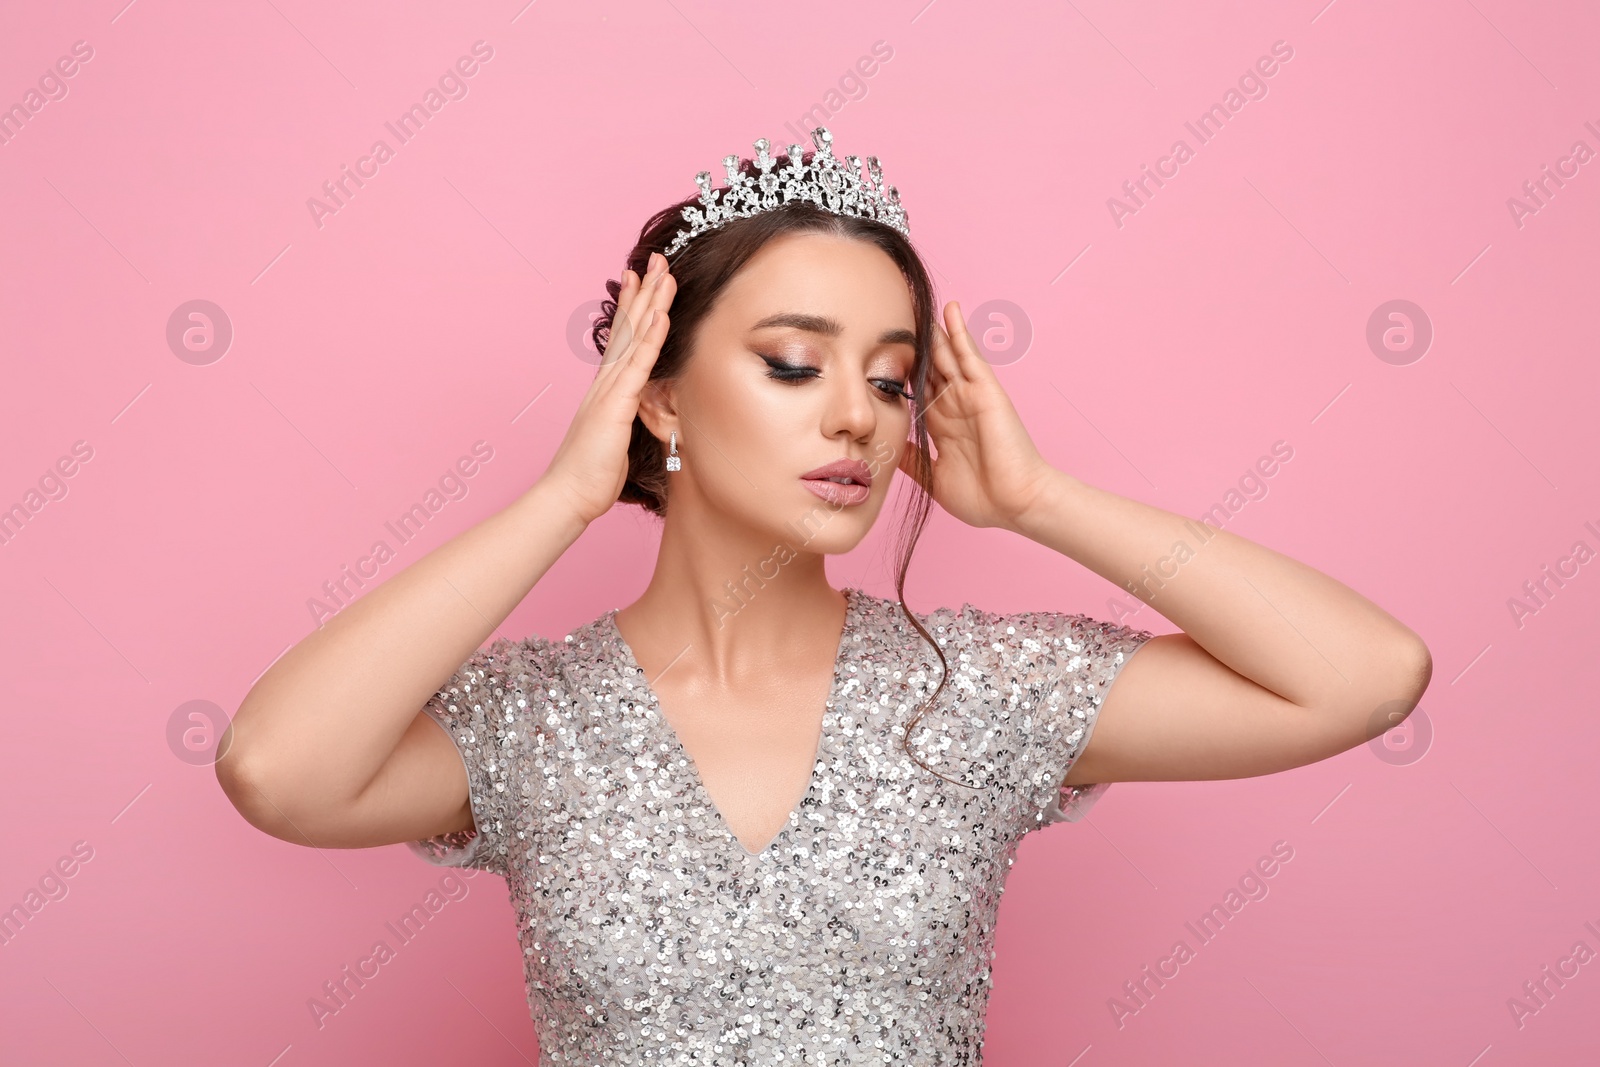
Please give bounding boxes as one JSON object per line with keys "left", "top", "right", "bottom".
{"left": 411, "top": 586, "right": 1152, "bottom": 1062}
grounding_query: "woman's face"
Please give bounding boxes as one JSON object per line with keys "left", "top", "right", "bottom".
{"left": 652, "top": 230, "right": 919, "bottom": 555}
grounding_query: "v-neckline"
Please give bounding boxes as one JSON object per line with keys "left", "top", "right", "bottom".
{"left": 605, "top": 586, "right": 861, "bottom": 861}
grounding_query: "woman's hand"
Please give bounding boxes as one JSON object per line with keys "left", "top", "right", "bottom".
{"left": 897, "top": 301, "right": 1057, "bottom": 531}
{"left": 540, "top": 251, "right": 678, "bottom": 526}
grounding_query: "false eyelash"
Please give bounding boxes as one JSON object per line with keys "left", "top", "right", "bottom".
{"left": 760, "top": 356, "right": 914, "bottom": 401}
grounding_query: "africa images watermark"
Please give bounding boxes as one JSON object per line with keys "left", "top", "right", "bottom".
{"left": 1111, "top": 439, "right": 1295, "bottom": 621}
{"left": 0, "top": 39, "right": 96, "bottom": 149}
{"left": 0, "top": 841, "right": 96, "bottom": 950}
{"left": 307, "top": 440, "right": 496, "bottom": 627}
{"left": 307, "top": 867, "right": 482, "bottom": 1029}
{"left": 0, "top": 439, "right": 96, "bottom": 550}
{"left": 306, "top": 40, "right": 495, "bottom": 229}
{"left": 1505, "top": 518, "right": 1600, "bottom": 630}
{"left": 1505, "top": 118, "right": 1600, "bottom": 230}
{"left": 1506, "top": 919, "right": 1600, "bottom": 1031}
{"left": 1106, "top": 39, "right": 1296, "bottom": 228}
{"left": 1108, "top": 839, "right": 1297, "bottom": 1028}
{"left": 780, "top": 40, "right": 895, "bottom": 146}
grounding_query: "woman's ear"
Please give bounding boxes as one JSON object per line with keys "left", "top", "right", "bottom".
{"left": 634, "top": 379, "right": 677, "bottom": 444}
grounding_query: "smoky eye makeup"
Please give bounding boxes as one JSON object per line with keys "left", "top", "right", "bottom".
{"left": 756, "top": 352, "right": 820, "bottom": 380}
{"left": 758, "top": 351, "right": 812, "bottom": 369}
{"left": 756, "top": 352, "right": 914, "bottom": 400}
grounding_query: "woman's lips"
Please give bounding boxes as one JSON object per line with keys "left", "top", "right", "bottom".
{"left": 801, "top": 477, "right": 870, "bottom": 506}
{"left": 799, "top": 457, "right": 872, "bottom": 507}
{"left": 800, "top": 458, "right": 872, "bottom": 485}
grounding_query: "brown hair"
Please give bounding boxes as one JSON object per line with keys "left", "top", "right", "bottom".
{"left": 590, "top": 155, "right": 972, "bottom": 789}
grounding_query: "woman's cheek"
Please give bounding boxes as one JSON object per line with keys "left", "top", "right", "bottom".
{"left": 866, "top": 438, "right": 899, "bottom": 488}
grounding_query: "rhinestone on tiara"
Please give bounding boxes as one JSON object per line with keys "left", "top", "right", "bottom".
{"left": 662, "top": 127, "right": 909, "bottom": 258}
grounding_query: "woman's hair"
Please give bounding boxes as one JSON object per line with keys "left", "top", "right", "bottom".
{"left": 589, "top": 152, "right": 971, "bottom": 789}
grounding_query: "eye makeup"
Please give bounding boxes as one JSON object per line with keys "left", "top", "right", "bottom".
{"left": 757, "top": 353, "right": 914, "bottom": 401}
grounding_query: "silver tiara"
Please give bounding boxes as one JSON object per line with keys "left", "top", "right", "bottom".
{"left": 662, "top": 126, "right": 909, "bottom": 257}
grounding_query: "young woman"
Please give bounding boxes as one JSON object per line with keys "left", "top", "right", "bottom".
{"left": 218, "top": 127, "right": 1432, "bottom": 1063}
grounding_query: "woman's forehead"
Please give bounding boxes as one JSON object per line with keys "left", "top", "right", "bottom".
{"left": 714, "top": 234, "right": 917, "bottom": 333}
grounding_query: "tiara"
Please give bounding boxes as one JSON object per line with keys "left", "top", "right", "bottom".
{"left": 662, "top": 126, "right": 909, "bottom": 257}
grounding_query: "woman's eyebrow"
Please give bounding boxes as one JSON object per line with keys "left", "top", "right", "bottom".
{"left": 750, "top": 311, "right": 915, "bottom": 348}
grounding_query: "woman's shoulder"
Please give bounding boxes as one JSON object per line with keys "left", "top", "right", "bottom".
{"left": 842, "top": 588, "right": 1027, "bottom": 685}
{"left": 850, "top": 587, "right": 1153, "bottom": 679}
{"left": 488, "top": 606, "right": 620, "bottom": 667}
{"left": 843, "top": 586, "right": 1056, "bottom": 640}
{"left": 441, "top": 610, "right": 617, "bottom": 710}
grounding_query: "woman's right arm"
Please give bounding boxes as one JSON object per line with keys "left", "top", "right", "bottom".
{"left": 216, "top": 477, "right": 588, "bottom": 850}
{"left": 217, "top": 251, "right": 679, "bottom": 851}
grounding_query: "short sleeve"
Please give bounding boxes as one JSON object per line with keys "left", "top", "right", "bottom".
{"left": 994, "top": 608, "right": 1155, "bottom": 831}
{"left": 408, "top": 634, "right": 558, "bottom": 877}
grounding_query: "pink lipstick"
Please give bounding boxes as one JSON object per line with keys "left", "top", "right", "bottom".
{"left": 800, "top": 458, "right": 872, "bottom": 506}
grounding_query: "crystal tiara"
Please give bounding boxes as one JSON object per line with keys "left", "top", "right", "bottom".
{"left": 662, "top": 126, "right": 909, "bottom": 258}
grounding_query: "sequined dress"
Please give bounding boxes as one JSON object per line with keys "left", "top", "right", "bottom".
{"left": 411, "top": 587, "right": 1153, "bottom": 1064}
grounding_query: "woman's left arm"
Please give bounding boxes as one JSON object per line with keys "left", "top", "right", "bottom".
{"left": 904, "top": 300, "right": 1432, "bottom": 785}
{"left": 1010, "top": 471, "right": 1432, "bottom": 784}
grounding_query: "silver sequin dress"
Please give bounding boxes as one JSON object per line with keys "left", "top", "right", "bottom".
{"left": 411, "top": 586, "right": 1153, "bottom": 1064}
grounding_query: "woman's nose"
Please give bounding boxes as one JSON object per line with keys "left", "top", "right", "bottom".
{"left": 821, "top": 376, "right": 877, "bottom": 442}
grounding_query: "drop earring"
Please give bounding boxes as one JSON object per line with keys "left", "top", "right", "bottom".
{"left": 665, "top": 430, "right": 681, "bottom": 472}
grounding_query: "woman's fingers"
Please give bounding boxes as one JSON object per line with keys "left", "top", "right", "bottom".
{"left": 622, "top": 307, "right": 669, "bottom": 377}
{"left": 622, "top": 263, "right": 675, "bottom": 361}
{"left": 605, "top": 284, "right": 639, "bottom": 366}
{"left": 608, "top": 255, "right": 673, "bottom": 365}
{"left": 595, "top": 309, "right": 668, "bottom": 409}
{"left": 602, "top": 281, "right": 674, "bottom": 399}
{"left": 917, "top": 300, "right": 997, "bottom": 417}
{"left": 942, "top": 301, "right": 991, "bottom": 381}
{"left": 626, "top": 255, "right": 669, "bottom": 318}
{"left": 608, "top": 260, "right": 656, "bottom": 359}
{"left": 917, "top": 335, "right": 958, "bottom": 419}
{"left": 928, "top": 315, "right": 964, "bottom": 386}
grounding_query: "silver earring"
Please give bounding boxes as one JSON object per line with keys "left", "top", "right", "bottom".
{"left": 665, "top": 430, "right": 681, "bottom": 472}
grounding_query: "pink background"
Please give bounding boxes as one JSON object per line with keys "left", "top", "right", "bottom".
{"left": 3, "top": 0, "right": 1597, "bottom": 1063}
